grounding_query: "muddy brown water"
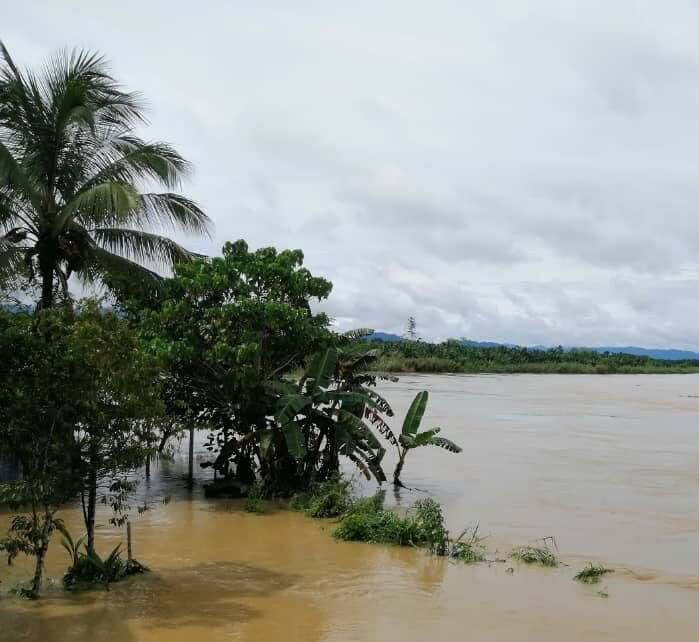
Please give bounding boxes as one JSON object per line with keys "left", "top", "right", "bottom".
{"left": 2, "top": 374, "right": 699, "bottom": 641}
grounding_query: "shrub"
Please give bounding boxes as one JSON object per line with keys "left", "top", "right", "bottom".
{"left": 449, "top": 526, "right": 486, "bottom": 563}
{"left": 413, "top": 498, "right": 447, "bottom": 554}
{"left": 63, "top": 545, "right": 128, "bottom": 589}
{"left": 245, "top": 481, "right": 265, "bottom": 514}
{"left": 511, "top": 545, "right": 558, "bottom": 567}
{"left": 334, "top": 509, "right": 421, "bottom": 545}
{"left": 289, "top": 478, "right": 353, "bottom": 518}
{"left": 347, "top": 490, "right": 386, "bottom": 516}
{"left": 574, "top": 564, "right": 613, "bottom": 583}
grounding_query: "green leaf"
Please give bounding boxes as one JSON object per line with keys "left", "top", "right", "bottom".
{"left": 428, "top": 436, "right": 462, "bottom": 453}
{"left": 282, "top": 421, "right": 306, "bottom": 460}
{"left": 307, "top": 347, "right": 338, "bottom": 391}
{"left": 258, "top": 429, "right": 274, "bottom": 459}
{"left": 413, "top": 427, "right": 441, "bottom": 447}
{"left": 275, "top": 394, "right": 310, "bottom": 425}
{"left": 401, "top": 391, "right": 428, "bottom": 439}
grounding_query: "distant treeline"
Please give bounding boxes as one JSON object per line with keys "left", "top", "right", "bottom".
{"left": 365, "top": 340, "right": 699, "bottom": 374}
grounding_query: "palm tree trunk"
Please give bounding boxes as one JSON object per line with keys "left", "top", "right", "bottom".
{"left": 39, "top": 259, "right": 54, "bottom": 309}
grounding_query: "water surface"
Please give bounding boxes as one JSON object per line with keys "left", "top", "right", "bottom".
{"left": 2, "top": 374, "right": 698, "bottom": 641}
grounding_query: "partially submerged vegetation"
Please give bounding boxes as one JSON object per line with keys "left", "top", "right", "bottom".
{"left": 511, "top": 545, "right": 559, "bottom": 567}
{"left": 574, "top": 564, "right": 614, "bottom": 584}
{"left": 369, "top": 340, "right": 699, "bottom": 374}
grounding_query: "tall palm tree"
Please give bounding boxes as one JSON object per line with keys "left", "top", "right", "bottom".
{"left": 0, "top": 42, "right": 211, "bottom": 307}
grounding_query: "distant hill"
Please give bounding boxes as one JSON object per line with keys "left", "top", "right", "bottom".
{"left": 366, "top": 331, "right": 404, "bottom": 342}
{"left": 365, "top": 333, "right": 699, "bottom": 362}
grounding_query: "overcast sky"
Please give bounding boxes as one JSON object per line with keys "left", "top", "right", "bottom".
{"left": 6, "top": 1, "right": 699, "bottom": 347}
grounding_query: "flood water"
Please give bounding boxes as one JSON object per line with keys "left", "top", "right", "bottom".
{"left": 2, "top": 374, "right": 699, "bottom": 641}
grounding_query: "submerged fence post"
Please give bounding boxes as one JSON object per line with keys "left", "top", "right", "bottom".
{"left": 127, "top": 521, "right": 133, "bottom": 563}
{"left": 188, "top": 425, "right": 195, "bottom": 490}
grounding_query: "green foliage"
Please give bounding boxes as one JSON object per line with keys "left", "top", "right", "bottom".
{"left": 288, "top": 478, "right": 353, "bottom": 518}
{"left": 413, "top": 498, "right": 448, "bottom": 555}
{"left": 304, "top": 478, "right": 353, "bottom": 518}
{"left": 394, "top": 391, "right": 462, "bottom": 486}
{"left": 245, "top": 481, "right": 265, "bottom": 514}
{"left": 0, "top": 41, "right": 210, "bottom": 308}
{"left": 511, "top": 545, "right": 559, "bottom": 567}
{"left": 449, "top": 526, "right": 486, "bottom": 563}
{"left": 369, "top": 340, "right": 699, "bottom": 374}
{"left": 334, "top": 508, "right": 422, "bottom": 545}
{"left": 133, "top": 240, "right": 334, "bottom": 494}
{"left": 574, "top": 564, "right": 614, "bottom": 583}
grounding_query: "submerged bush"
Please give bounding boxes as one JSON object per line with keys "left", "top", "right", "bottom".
{"left": 413, "top": 498, "right": 448, "bottom": 554}
{"left": 245, "top": 481, "right": 265, "bottom": 514}
{"left": 289, "top": 478, "right": 353, "bottom": 518}
{"left": 334, "top": 508, "right": 422, "bottom": 545}
{"left": 57, "top": 523, "right": 145, "bottom": 591}
{"left": 449, "top": 526, "right": 486, "bottom": 563}
{"left": 511, "top": 545, "right": 558, "bottom": 567}
{"left": 574, "top": 564, "right": 613, "bottom": 584}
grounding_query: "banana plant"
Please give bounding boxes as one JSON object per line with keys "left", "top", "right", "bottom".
{"left": 273, "top": 347, "right": 388, "bottom": 486}
{"left": 393, "top": 391, "right": 462, "bottom": 486}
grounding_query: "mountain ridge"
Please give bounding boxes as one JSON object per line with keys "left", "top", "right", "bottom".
{"left": 366, "top": 333, "right": 699, "bottom": 362}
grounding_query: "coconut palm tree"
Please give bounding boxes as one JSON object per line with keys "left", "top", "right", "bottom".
{"left": 0, "top": 42, "right": 211, "bottom": 307}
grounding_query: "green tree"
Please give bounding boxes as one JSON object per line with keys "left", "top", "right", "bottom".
{"left": 0, "top": 308, "right": 81, "bottom": 597}
{"left": 66, "top": 300, "right": 163, "bottom": 554}
{"left": 393, "top": 391, "right": 462, "bottom": 486}
{"left": 0, "top": 42, "right": 210, "bottom": 308}
{"left": 134, "top": 240, "right": 334, "bottom": 492}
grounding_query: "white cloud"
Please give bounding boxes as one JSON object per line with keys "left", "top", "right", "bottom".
{"left": 6, "top": 1, "right": 699, "bottom": 347}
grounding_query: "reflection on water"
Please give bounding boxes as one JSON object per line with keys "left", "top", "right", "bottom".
{"left": 2, "top": 374, "right": 699, "bottom": 641}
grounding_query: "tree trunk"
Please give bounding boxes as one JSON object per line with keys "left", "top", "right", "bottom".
{"left": 39, "top": 256, "right": 54, "bottom": 309}
{"left": 393, "top": 451, "right": 407, "bottom": 486}
{"left": 86, "top": 439, "right": 98, "bottom": 555}
{"left": 29, "top": 510, "right": 52, "bottom": 598}
{"left": 187, "top": 425, "right": 194, "bottom": 489}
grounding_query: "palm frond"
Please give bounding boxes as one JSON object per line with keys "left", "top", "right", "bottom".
{"left": 0, "top": 142, "right": 41, "bottom": 211}
{"left": 138, "top": 193, "right": 211, "bottom": 236}
{"left": 91, "top": 227, "right": 204, "bottom": 266}
{"left": 81, "top": 136, "right": 192, "bottom": 191}
{"left": 59, "top": 180, "right": 140, "bottom": 228}
{"left": 79, "top": 243, "right": 162, "bottom": 288}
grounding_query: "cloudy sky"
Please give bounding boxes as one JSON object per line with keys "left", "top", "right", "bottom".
{"left": 6, "top": 1, "right": 699, "bottom": 347}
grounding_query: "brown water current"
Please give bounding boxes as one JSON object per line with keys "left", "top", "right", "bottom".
{"left": 2, "top": 374, "right": 699, "bottom": 641}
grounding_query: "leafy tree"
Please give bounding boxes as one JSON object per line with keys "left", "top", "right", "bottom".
{"left": 133, "top": 240, "right": 334, "bottom": 491}
{"left": 0, "top": 42, "right": 210, "bottom": 308}
{"left": 65, "top": 300, "right": 163, "bottom": 554}
{"left": 404, "top": 316, "right": 419, "bottom": 341}
{"left": 393, "top": 391, "right": 462, "bottom": 486}
{"left": 0, "top": 308, "right": 82, "bottom": 597}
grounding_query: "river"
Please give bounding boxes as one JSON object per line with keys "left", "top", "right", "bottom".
{"left": 1, "top": 374, "right": 698, "bottom": 641}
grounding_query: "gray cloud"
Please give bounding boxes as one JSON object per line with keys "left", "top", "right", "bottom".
{"left": 6, "top": 1, "right": 699, "bottom": 347}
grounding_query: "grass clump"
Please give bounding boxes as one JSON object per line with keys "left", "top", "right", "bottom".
{"left": 334, "top": 490, "right": 421, "bottom": 545}
{"left": 289, "top": 478, "right": 353, "bottom": 518}
{"left": 574, "top": 564, "right": 614, "bottom": 584}
{"left": 511, "top": 545, "right": 558, "bottom": 567}
{"left": 450, "top": 526, "right": 486, "bottom": 563}
{"left": 245, "top": 481, "right": 265, "bottom": 514}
